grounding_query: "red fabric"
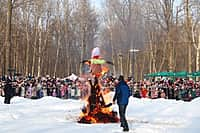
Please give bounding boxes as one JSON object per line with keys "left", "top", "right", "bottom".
{"left": 92, "top": 56, "right": 100, "bottom": 59}
{"left": 91, "top": 64, "right": 102, "bottom": 77}
{"left": 141, "top": 88, "right": 148, "bottom": 98}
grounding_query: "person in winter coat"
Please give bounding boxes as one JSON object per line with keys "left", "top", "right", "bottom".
{"left": 113, "top": 75, "right": 131, "bottom": 132}
{"left": 4, "top": 78, "right": 15, "bottom": 104}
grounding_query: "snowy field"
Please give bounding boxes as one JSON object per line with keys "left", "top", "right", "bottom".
{"left": 0, "top": 95, "right": 199, "bottom": 133}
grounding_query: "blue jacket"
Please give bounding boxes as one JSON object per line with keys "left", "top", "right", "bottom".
{"left": 113, "top": 80, "right": 131, "bottom": 105}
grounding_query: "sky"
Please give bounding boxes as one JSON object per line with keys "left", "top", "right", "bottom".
{"left": 90, "top": 0, "right": 104, "bottom": 9}
{"left": 90, "top": 0, "right": 183, "bottom": 9}
{"left": 0, "top": 94, "right": 199, "bottom": 133}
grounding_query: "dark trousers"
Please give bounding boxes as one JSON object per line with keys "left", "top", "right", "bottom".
{"left": 4, "top": 96, "right": 12, "bottom": 104}
{"left": 119, "top": 104, "right": 129, "bottom": 129}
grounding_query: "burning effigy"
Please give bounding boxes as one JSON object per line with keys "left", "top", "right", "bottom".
{"left": 78, "top": 77, "right": 119, "bottom": 124}
{"left": 78, "top": 47, "right": 119, "bottom": 124}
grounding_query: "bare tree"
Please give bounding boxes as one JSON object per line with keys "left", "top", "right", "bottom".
{"left": 20, "top": 3, "right": 32, "bottom": 76}
{"left": 4, "top": 0, "right": 13, "bottom": 75}
{"left": 184, "top": 0, "right": 200, "bottom": 73}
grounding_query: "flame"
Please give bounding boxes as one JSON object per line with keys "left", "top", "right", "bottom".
{"left": 101, "top": 107, "right": 112, "bottom": 114}
{"left": 101, "top": 66, "right": 109, "bottom": 75}
{"left": 78, "top": 83, "right": 119, "bottom": 124}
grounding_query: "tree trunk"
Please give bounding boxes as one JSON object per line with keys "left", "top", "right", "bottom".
{"left": 37, "top": 28, "right": 42, "bottom": 77}
{"left": 127, "top": 51, "right": 130, "bottom": 76}
{"left": 158, "top": 42, "right": 167, "bottom": 72}
{"left": 110, "top": 29, "right": 116, "bottom": 76}
{"left": 111, "top": 46, "right": 116, "bottom": 76}
{"left": 42, "top": 33, "right": 48, "bottom": 76}
{"left": 32, "top": 16, "right": 39, "bottom": 76}
{"left": 79, "top": 26, "right": 86, "bottom": 75}
{"left": 54, "top": 35, "right": 61, "bottom": 77}
{"left": 188, "top": 44, "right": 192, "bottom": 73}
{"left": 5, "top": 0, "right": 12, "bottom": 75}
{"left": 54, "top": 18, "right": 61, "bottom": 77}
{"left": 129, "top": 51, "right": 133, "bottom": 77}
{"left": 149, "top": 50, "right": 152, "bottom": 74}
{"left": 169, "top": 40, "right": 174, "bottom": 72}
{"left": 140, "top": 54, "right": 146, "bottom": 80}
{"left": 14, "top": 31, "right": 19, "bottom": 72}
{"left": 196, "top": 35, "right": 200, "bottom": 72}
{"left": 196, "top": 49, "right": 200, "bottom": 72}
{"left": 118, "top": 52, "right": 123, "bottom": 75}
{"left": 67, "top": 44, "right": 71, "bottom": 75}
{"left": 185, "top": 0, "right": 192, "bottom": 73}
{"left": 25, "top": 17, "right": 30, "bottom": 76}
{"left": 148, "top": 32, "right": 157, "bottom": 73}
{"left": 150, "top": 44, "right": 157, "bottom": 73}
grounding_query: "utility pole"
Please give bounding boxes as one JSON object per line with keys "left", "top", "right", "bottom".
{"left": 129, "top": 49, "right": 139, "bottom": 80}
{"left": 118, "top": 53, "right": 123, "bottom": 75}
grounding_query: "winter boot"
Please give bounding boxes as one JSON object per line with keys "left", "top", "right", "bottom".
{"left": 123, "top": 128, "right": 129, "bottom": 132}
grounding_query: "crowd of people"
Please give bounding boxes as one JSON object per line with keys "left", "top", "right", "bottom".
{"left": 0, "top": 74, "right": 200, "bottom": 104}
{"left": 131, "top": 77, "right": 200, "bottom": 101}
{"left": 0, "top": 75, "right": 83, "bottom": 101}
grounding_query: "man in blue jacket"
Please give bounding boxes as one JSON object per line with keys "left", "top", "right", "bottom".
{"left": 113, "top": 75, "right": 131, "bottom": 132}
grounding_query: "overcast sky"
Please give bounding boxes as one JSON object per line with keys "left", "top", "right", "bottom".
{"left": 90, "top": 0, "right": 104, "bottom": 9}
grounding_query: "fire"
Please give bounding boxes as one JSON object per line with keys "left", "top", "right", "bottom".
{"left": 78, "top": 77, "right": 119, "bottom": 124}
{"left": 101, "top": 66, "right": 109, "bottom": 75}
{"left": 78, "top": 105, "right": 119, "bottom": 124}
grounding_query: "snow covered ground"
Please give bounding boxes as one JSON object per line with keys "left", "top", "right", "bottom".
{"left": 0, "top": 95, "right": 199, "bottom": 133}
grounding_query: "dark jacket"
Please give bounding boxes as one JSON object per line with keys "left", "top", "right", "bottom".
{"left": 4, "top": 82, "right": 15, "bottom": 97}
{"left": 113, "top": 80, "right": 131, "bottom": 105}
